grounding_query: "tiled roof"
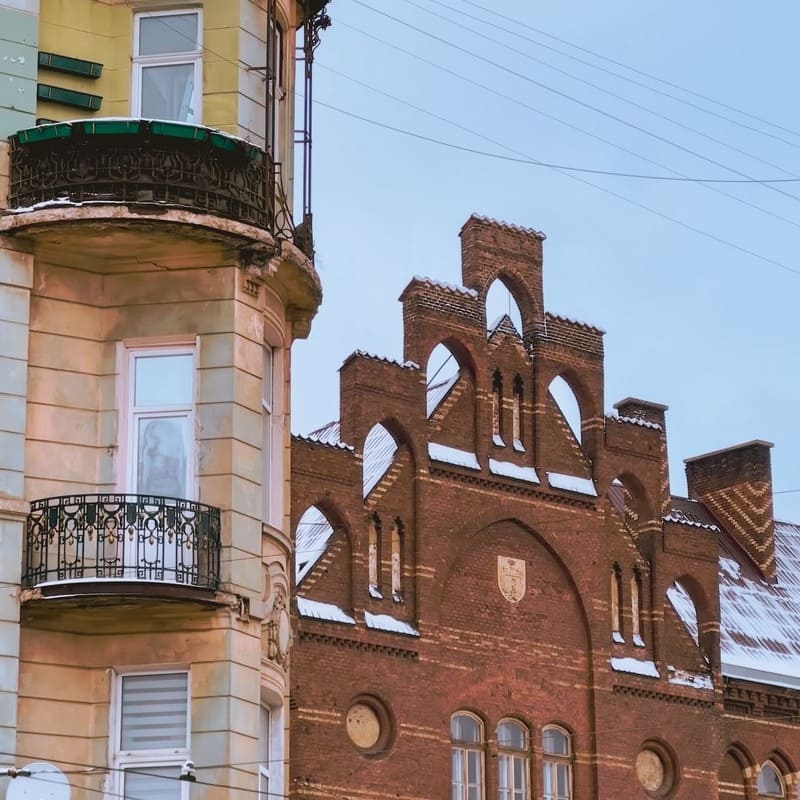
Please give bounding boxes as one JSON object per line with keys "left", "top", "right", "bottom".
{"left": 464, "top": 213, "right": 546, "bottom": 240}
{"left": 663, "top": 497, "right": 719, "bottom": 531}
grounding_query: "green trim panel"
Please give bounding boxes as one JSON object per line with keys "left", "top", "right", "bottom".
{"left": 38, "top": 51, "right": 103, "bottom": 79}
{"left": 150, "top": 120, "right": 208, "bottom": 141}
{"left": 82, "top": 119, "right": 141, "bottom": 135}
{"left": 13, "top": 122, "right": 72, "bottom": 144}
{"left": 37, "top": 84, "right": 102, "bottom": 111}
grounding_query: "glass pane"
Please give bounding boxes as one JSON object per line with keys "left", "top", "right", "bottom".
{"left": 467, "top": 750, "right": 480, "bottom": 785}
{"left": 498, "top": 754, "right": 510, "bottom": 793}
{"left": 124, "top": 765, "right": 181, "bottom": 800}
{"left": 543, "top": 764, "right": 554, "bottom": 800}
{"left": 451, "top": 749, "right": 464, "bottom": 800}
{"left": 556, "top": 764, "right": 570, "bottom": 800}
{"left": 497, "top": 720, "right": 526, "bottom": 750}
{"left": 259, "top": 707, "right": 271, "bottom": 765}
{"left": 139, "top": 13, "right": 199, "bottom": 55}
{"left": 542, "top": 727, "right": 569, "bottom": 756}
{"left": 514, "top": 756, "right": 526, "bottom": 791}
{"left": 137, "top": 416, "right": 188, "bottom": 497}
{"left": 451, "top": 714, "right": 481, "bottom": 743}
{"left": 141, "top": 64, "right": 196, "bottom": 122}
{"left": 134, "top": 354, "right": 193, "bottom": 406}
{"left": 120, "top": 673, "right": 188, "bottom": 750}
{"left": 758, "top": 764, "right": 784, "bottom": 795}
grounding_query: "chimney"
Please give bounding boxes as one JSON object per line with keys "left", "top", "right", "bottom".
{"left": 685, "top": 440, "right": 775, "bottom": 580}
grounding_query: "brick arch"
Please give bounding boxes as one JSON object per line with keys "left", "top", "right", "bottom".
{"left": 424, "top": 335, "right": 479, "bottom": 382}
{"left": 483, "top": 271, "right": 541, "bottom": 339}
{"left": 672, "top": 571, "right": 719, "bottom": 669}
{"left": 372, "top": 416, "right": 420, "bottom": 470}
{"left": 602, "top": 471, "right": 657, "bottom": 539}
{"left": 719, "top": 741, "right": 756, "bottom": 798}
{"left": 430, "top": 513, "right": 593, "bottom": 652}
{"left": 765, "top": 749, "right": 796, "bottom": 779}
{"left": 541, "top": 365, "right": 599, "bottom": 438}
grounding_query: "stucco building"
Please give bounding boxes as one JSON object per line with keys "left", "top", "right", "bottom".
{"left": 290, "top": 215, "right": 800, "bottom": 800}
{"left": 0, "top": 1, "right": 329, "bottom": 798}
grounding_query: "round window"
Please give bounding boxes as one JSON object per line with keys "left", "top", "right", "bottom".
{"left": 344, "top": 696, "right": 394, "bottom": 757}
{"left": 636, "top": 741, "right": 678, "bottom": 797}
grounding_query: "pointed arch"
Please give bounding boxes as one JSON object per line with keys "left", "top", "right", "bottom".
{"left": 486, "top": 277, "right": 523, "bottom": 336}
{"left": 426, "top": 339, "right": 477, "bottom": 420}
{"left": 295, "top": 504, "right": 338, "bottom": 584}
{"left": 363, "top": 423, "right": 398, "bottom": 497}
{"left": 605, "top": 472, "right": 655, "bottom": 539}
{"left": 666, "top": 572, "right": 717, "bottom": 668}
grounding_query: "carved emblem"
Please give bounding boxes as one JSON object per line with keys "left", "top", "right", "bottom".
{"left": 497, "top": 556, "right": 526, "bottom": 603}
{"left": 266, "top": 585, "right": 292, "bottom": 669}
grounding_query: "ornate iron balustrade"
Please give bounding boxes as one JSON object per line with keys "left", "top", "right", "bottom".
{"left": 24, "top": 494, "right": 221, "bottom": 591}
{"left": 7, "top": 119, "right": 298, "bottom": 244}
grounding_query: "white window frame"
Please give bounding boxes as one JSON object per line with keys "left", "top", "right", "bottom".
{"left": 110, "top": 668, "right": 191, "bottom": 800}
{"left": 496, "top": 719, "right": 529, "bottom": 800}
{"left": 262, "top": 344, "right": 284, "bottom": 528}
{"left": 119, "top": 341, "right": 197, "bottom": 499}
{"left": 542, "top": 725, "right": 572, "bottom": 800}
{"left": 132, "top": 8, "right": 203, "bottom": 123}
{"left": 259, "top": 702, "right": 285, "bottom": 800}
{"left": 451, "top": 712, "right": 485, "bottom": 800}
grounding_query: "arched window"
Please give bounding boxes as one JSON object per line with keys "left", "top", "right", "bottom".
{"left": 486, "top": 278, "right": 523, "bottom": 336}
{"left": 512, "top": 375, "right": 524, "bottom": 451}
{"left": 542, "top": 726, "right": 572, "bottom": 800}
{"left": 611, "top": 564, "right": 623, "bottom": 642}
{"left": 492, "top": 370, "right": 504, "bottom": 446}
{"left": 295, "top": 506, "right": 334, "bottom": 584}
{"left": 631, "top": 569, "right": 644, "bottom": 646}
{"left": 451, "top": 713, "right": 484, "bottom": 800}
{"left": 426, "top": 343, "right": 461, "bottom": 418}
{"left": 757, "top": 762, "right": 785, "bottom": 797}
{"left": 368, "top": 514, "right": 381, "bottom": 596}
{"left": 391, "top": 517, "right": 404, "bottom": 599}
{"left": 363, "top": 423, "right": 398, "bottom": 497}
{"left": 496, "top": 719, "right": 528, "bottom": 800}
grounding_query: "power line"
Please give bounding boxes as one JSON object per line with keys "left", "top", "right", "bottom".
{"left": 458, "top": 0, "right": 800, "bottom": 146}
{"left": 349, "top": 0, "right": 800, "bottom": 211}
{"left": 403, "top": 0, "right": 800, "bottom": 183}
{"left": 315, "top": 65, "right": 800, "bottom": 184}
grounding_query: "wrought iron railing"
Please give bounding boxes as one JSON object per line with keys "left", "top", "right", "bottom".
{"left": 24, "top": 494, "right": 221, "bottom": 590}
{"left": 7, "top": 119, "right": 300, "bottom": 246}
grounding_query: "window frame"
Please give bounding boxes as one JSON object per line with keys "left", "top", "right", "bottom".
{"left": 451, "top": 711, "right": 485, "bottom": 800}
{"left": 120, "top": 342, "right": 196, "bottom": 500}
{"left": 496, "top": 718, "right": 529, "bottom": 800}
{"left": 110, "top": 668, "right": 191, "bottom": 800}
{"left": 541, "top": 725, "right": 572, "bottom": 800}
{"left": 757, "top": 761, "right": 786, "bottom": 798}
{"left": 132, "top": 8, "right": 203, "bottom": 123}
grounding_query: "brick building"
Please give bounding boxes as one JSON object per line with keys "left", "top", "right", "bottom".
{"left": 290, "top": 215, "right": 800, "bottom": 799}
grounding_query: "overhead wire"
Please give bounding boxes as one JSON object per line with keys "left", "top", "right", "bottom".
{"left": 349, "top": 0, "right": 800, "bottom": 209}
{"left": 458, "top": 0, "right": 800, "bottom": 145}
{"left": 402, "top": 0, "right": 800, "bottom": 185}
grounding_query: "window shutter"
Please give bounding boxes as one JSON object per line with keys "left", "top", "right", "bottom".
{"left": 120, "top": 673, "right": 188, "bottom": 751}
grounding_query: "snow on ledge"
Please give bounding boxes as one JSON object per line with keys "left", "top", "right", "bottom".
{"left": 489, "top": 458, "right": 540, "bottom": 484}
{"left": 612, "top": 631, "right": 625, "bottom": 644}
{"left": 352, "top": 350, "right": 420, "bottom": 370}
{"left": 368, "top": 584, "right": 383, "bottom": 600}
{"left": 547, "top": 472, "right": 597, "bottom": 497}
{"left": 492, "top": 433, "right": 505, "bottom": 447}
{"left": 297, "top": 597, "right": 355, "bottom": 625}
{"left": 667, "top": 666, "right": 713, "bottom": 690}
{"left": 632, "top": 633, "right": 646, "bottom": 648}
{"left": 610, "top": 657, "right": 660, "bottom": 678}
{"left": 364, "top": 612, "right": 420, "bottom": 637}
{"left": 429, "top": 442, "right": 481, "bottom": 471}
{"left": 411, "top": 275, "right": 479, "bottom": 298}
{"left": 513, "top": 439, "right": 526, "bottom": 453}
{"left": 608, "top": 414, "right": 663, "bottom": 431}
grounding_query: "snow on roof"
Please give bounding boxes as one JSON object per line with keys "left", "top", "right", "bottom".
{"left": 489, "top": 458, "right": 540, "bottom": 484}
{"left": 664, "top": 497, "right": 720, "bottom": 531}
{"left": 718, "top": 521, "right": 800, "bottom": 688}
{"left": 364, "top": 612, "right": 420, "bottom": 637}
{"left": 428, "top": 442, "right": 481, "bottom": 471}
{"left": 349, "top": 350, "right": 420, "bottom": 370}
{"left": 667, "top": 667, "right": 713, "bottom": 690}
{"left": 488, "top": 313, "right": 521, "bottom": 339}
{"left": 545, "top": 312, "right": 605, "bottom": 334}
{"left": 465, "top": 213, "right": 546, "bottom": 240}
{"left": 427, "top": 371, "right": 459, "bottom": 418}
{"left": 547, "top": 472, "right": 597, "bottom": 497}
{"left": 296, "top": 420, "right": 354, "bottom": 451}
{"left": 296, "top": 597, "right": 355, "bottom": 625}
{"left": 607, "top": 414, "right": 663, "bottom": 432}
{"left": 295, "top": 506, "right": 335, "bottom": 583}
{"left": 609, "top": 657, "right": 660, "bottom": 678}
{"left": 410, "top": 275, "right": 479, "bottom": 298}
{"left": 363, "top": 424, "right": 398, "bottom": 497}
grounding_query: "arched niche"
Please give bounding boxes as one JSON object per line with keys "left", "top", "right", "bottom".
{"left": 295, "top": 505, "right": 335, "bottom": 584}
{"left": 363, "top": 423, "right": 399, "bottom": 497}
{"left": 486, "top": 278, "right": 523, "bottom": 336}
{"left": 605, "top": 473, "right": 653, "bottom": 542}
{"left": 425, "top": 340, "right": 478, "bottom": 451}
{"left": 719, "top": 744, "right": 754, "bottom": 799}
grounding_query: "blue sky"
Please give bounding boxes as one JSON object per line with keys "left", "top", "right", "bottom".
{"left": 291, "top": 0, "right": 800, "bottom": 520}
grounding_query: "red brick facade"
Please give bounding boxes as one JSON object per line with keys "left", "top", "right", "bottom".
{"left": 289, "top": 216, "right": 800, "bottom": 800}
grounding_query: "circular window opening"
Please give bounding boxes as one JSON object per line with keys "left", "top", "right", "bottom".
{"left": 344, "top": 695, "right": 394, "bottom": 757}
{"left": 636, "top": 741, "right": 678, "bottom": 798}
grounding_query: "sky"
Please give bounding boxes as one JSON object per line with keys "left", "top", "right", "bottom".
{"left": 290, "top": 0, "right": 800, "bottom": 521}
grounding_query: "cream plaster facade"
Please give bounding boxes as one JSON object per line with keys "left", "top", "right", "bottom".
{"left": 0, "top": 1, "right": 327, "bottom": 798}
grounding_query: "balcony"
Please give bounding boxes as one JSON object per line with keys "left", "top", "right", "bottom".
{"left": 5, "top": 118, "right": 297, "bottom": 247}
{"left": 24, "top": 494, "right": 221, "bottom": 600}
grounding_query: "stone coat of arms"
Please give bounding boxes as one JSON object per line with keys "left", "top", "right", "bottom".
{"left": 497, "top": 555, "right": 526, "bottom": 603}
